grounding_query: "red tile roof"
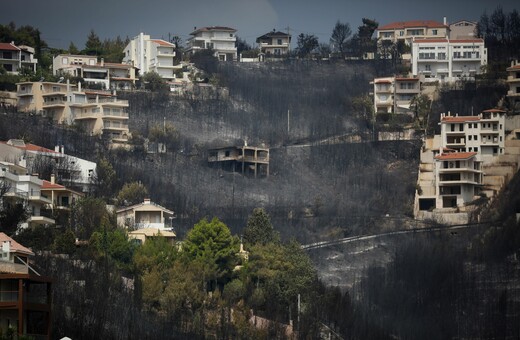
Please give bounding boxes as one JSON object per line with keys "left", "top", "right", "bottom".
{"left": 375, "top": 80, "right": 392, "bottom": 84}
{"left": 450, "top": 39, "right": 484, "bottom": 43}
{"left": 0, "top": 232, "right": 34, "bottom": 256}
{"left": 435, "top": 152, "right": 477, "bottom": 160}
{"left": 507, "top": 64, "right": 520, "bottom": 71}
{"left": 379, "top": 20, "right": 447, "bottom": 30}
{"left": 441, "top": 116, "right": 480, "bottom": 123}
{"left": 41, "top": 180, "right": 65, "bottom": 189}
{"left": 151, "top": 39, "right": 175, "bottom": 47}
{"left": 1, "top": 141, "right": 58, "bottom": 154}
{"left": 0, "top": 42, "right": 20, "bottom": 51}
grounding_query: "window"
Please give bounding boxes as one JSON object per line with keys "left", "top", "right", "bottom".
{"left": 277, "top": 39, "right": 282, "bottom": 45}
{"left": 425, "top": 65, "right": 431, "bottom": 71}
{"left": 62, "top": 57, "right": 68, "bottom": 65}
{"left": 2, "top": 64, "right": 12, "bottom": 72}
{"left": 400, "top": 31, "right": 404, "bottom": 36}
{"left": 474, "top": 147, "right": 478, "bottom": 152}
{"left": 468, "top": 135, "right": 472, "bottom": 141}
{"left": 432, "top": 29, "right": 438, "bottom": 35}
{"left": 474, "top": 135, "right": 478, "bottom": 140}
{"left": 438, "top": 52, "right": 446, "bottom": 60}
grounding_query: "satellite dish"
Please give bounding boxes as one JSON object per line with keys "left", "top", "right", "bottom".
{"left": 57, "top": 77, "right": 64, "bottom": 83}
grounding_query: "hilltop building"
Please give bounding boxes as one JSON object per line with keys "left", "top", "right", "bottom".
{"left": 256, "top": 30, "right": 291, "bottom": 58}
{"left": 414, "top": 109, "right": 519, "bottom": 224}
{"left": 123, "top": 32, "right": 181, "bottom": 80}
{"left": 370, "top": 76, "right": 421, "bottom": 114}
{"left": 208, "top": 145, "right": 269, "bottom": 178}
{"left": 116, "top": 199, "right": 175, "bottom": 230}
{"left": 0, "top": 233, "right": 52, "bottom": 339}
{"left": 377, "top": 20, "right": 449, "bottom": 45}
{"left": 507, "top": 60, "right": 520, "bottom": 113}
{"left": 16, "top": 81, "right": 130, "bottom": 147}
{"left": 185, "top": 26, "right": 237, "bottom": 61}
{"left": 53, "top": 54, "right": 137, "bottom": 90}
{"left": 0, "top": 42, "right": 38, "bottom": 75}
{"left": 411, "top": 38, "right": 487, "bottom": 83}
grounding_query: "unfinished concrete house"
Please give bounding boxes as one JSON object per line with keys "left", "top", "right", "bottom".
{"left": 208, "top": 145, "right": 269, "bottom": 178}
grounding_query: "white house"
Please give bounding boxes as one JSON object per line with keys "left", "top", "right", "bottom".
{"left": 370, "top": 76, "right": 421, "bottom": 114}
{"left": 186, "top": 26, "right": 237, "bottom": 61}
{"left": 116, "top": 199, "right": 174, "bottom": 230}
{"left": 377, "top": 20, "right": 449, "bottom": 45}
{"left": 0, "top": 42, "right": 38, "bottom": 75}
{"left": 123, "top": 33, "right": 181, "bottom": 80}
{"left": 411, "top": 38, "right": 487, "bottom": 83}
{"left": 53, "top": 54, "right": 137, "bottom": 90}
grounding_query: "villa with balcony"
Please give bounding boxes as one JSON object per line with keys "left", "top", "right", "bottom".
{"left": 411, "top": 38, "right": 487, "bottom": 83}
{"left": 370, "top": 77, "right": 420, "bottom": 114}
{"left": 116, "top": 199, "right": 175, "bottom": 230}
{"left": 0, "top": 161, "right": 55, "bottom": 229}
{"left": 186, "top": 26, "right": 237, "bottom": 61}
{"left": 377, "top": 20, "right": 449, "bottom": 46}
{"left": 0, "top": 42, "right": 38, "bottom": 75}
{"left": 0, "top": 233, "right": 52, "bottom": 340}
{"left": 415, "top": 109, "right": 510, "bottom": 223}
{"left": 53, "top": 54, "right": 137, "bottom": 90}
{"left": 41, "top": 174, "right": 83, "bottom": 227}
{"left": 256, "top": 30, "right": 291, "bottom": 59}
{"left": 507, "top": 60, "right": 520, "bottom": 112}
{"left": 123, "top": 33, "right": 181, "bottom": 81}
{"left": 16, "top": 81, "right": 130, "bottom": 147}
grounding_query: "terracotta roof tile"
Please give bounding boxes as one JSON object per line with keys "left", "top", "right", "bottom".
{"left": 151, "top": 39, "right": 175, "bottom": 47}
{"left": 0, "top": 42, "right": 20, "bottom": 51}
{"left": 482, "top": 108, "right": 506, "bottom": 113}
{"left": 41, "top": 180, "right": 64, "bottom": 189}
{"left": 435, "top": 152, "right": 477, "bottom": 160}
{"left": 0, "top": 232, "right": 34, "bottom": 256}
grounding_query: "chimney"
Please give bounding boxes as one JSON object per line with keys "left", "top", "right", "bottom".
{"left": 55, "top": 145, "right": 59, "bottom": 152}
{"left": 443, "top": 17, "right": 447, "bottom": 25}
{"left": 51, "top": 174, "right": 55, "bottom": 184}
{"left": 60, "top": 145, "right": 64, "bottom": 154}
{"left": 144, "top": 198, "right": 151, "bottom": 204}
{"left": 78, "top": 81, "right": 82, "bottom": 92}
{"left": 194, "top": 26, "right": 197, "bottom": 30}
{"left": 101, "top": 58, "right": 104, "bottom": 67}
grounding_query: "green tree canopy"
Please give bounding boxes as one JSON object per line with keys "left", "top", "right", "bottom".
{"left": 296, "top": 33, "right": 319, "bottom": 58}
{"left": 183, "top": 217, "right": 239, "bottom": 284}
{"left": 242, "top": 208, "right": 278, "bottom": 246}
{"left": 116, "top": 181, "right": 148, "bottom": 207}
{"left": 84, "top": 29, "right": 103, "bottom": 56}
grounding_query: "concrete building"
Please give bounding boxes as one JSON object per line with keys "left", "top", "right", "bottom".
{"left": 123, "top": 33, "right": 180, "bottom": 80}
{"left": 0, "top": 42, "right": 38, "bottom": 75}
{"left": 371, "top": 76, "right": 421, "bottom": 114}
{"left": 0, "top": 233, "right": 52, "bottom": 339}
{"left": 506, "top": 60, "right": 520, "bottom": 112}
{"left": 0, "top": 161, "right": 55, "bottom": 229}
{"left": 411, "top": 38, "right": 487, "bottom": 83}
{"left": 16, "top": 81, "right": 130, "bottom": 146}
{"left": 41, "top": 175, "right": 84, "bottom": 227}
{"left": 415, "top": 109, "right": 509, "bottom": 222}
{"left": 449, "top": 20, "right": 477, "bottom": 40}
{"left": 0, "top": 139, "right": 97, "bottom": 193}
{"left": 186, "top": 26, "right": 237, "bottom": 61}
{"left": 208, "top": 145, "right": 269, "bottom": 178}
{"left": 116, "top": 199, "right": 174, "bottom": 230}
{"left": 377, "top": 20, "right": 449, "bottom": 45}
{"left": 256, "top": 30, "right": 291, "bottom": 58}
{"left": 53, "top": 54, "right": 137, "bottom": 90}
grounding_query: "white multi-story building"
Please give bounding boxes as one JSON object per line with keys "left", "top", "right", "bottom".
{"left": 411, "top": 38, "right": 487, "bottom": 83}
{"left": 16, "top": 81, "right": 130, "bottom": 146}
{"left": 0, "top": 161, "right": 55, "bottom": 229}
{"left": 377, "top": 20, "right": 449, "bottom": 45}
{"left": 186, "top": 26, "right": 237, "bottom": 61}
{"left": 371, "top": 76, "right": 421, "bottom": 114}
{"left": 0, "top": 42, "right": 38, "bottom": 75}
{"left": 123, "top": 33, "right": 180, "bottom": 80}
{"left": 0, "top": 139, "right": 97, "bottom": 193}
{"left": 506, "top": 60, "right": 520, "bottom": 112}
{"left": 116, "top": 198, "right": 174, "bottom": 230}
{"left": 416, "top": 109, "right": 506, "bottom": 214}
{"left": 449, "top": 20, "right": 477, "bottom": 40}
{"left": 53, "top": 54, "right": 137, "bottom": 90}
